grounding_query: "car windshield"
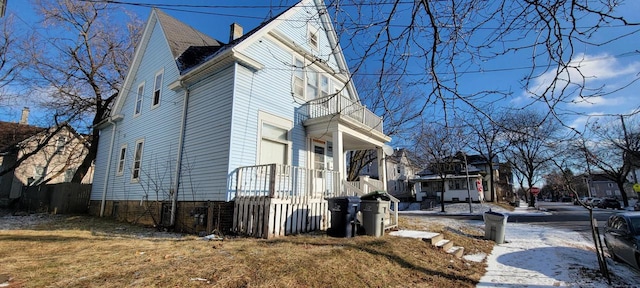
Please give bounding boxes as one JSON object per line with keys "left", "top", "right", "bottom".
{"left": 630, "top": 216, "right": 640, "bottom": 235}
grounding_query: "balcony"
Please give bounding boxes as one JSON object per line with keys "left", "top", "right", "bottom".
{"left": 304, "top": 95, "right": 384, "bottom": 134}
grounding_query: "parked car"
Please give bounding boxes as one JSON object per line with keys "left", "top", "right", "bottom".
{"left": 604, "top": 213, "right": 640, "bottom": 269}
{"left": 590, "top": 198, "right": 602, "bottom": 207}
{"left": 576, "top": 197, "right": 593, "bottom": 206}
{"left": 597, "top": 198, "right": 621, "bottom": 210}
{"left": 634, "top": 202, "right": 640, "bottom": 211}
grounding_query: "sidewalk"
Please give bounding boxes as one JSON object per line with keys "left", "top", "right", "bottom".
{"left": 399, "top": 202, "right": 640, "bottom": 287}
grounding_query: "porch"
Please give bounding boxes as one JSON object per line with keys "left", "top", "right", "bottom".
{"left": 232, "top": 164, "right": 399, "bottom": 238}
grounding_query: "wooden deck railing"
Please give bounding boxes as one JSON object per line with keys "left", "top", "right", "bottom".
{"left": 235, "top": 164, "right": 340, "bottom": 201}
{"left": 305, "top": 95, "right": 384, "bottom": 133}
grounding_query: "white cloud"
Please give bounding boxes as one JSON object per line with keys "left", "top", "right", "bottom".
{"left": 525, "top": 53, "right": 640, "bottom": 100}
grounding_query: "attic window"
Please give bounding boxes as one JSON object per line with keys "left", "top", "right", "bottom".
{"left": 152, "top": 70, "right": 163, "bottom": 108}
{"left": 308, "top": 25, "right": 318, "bottom": 50}
{"left": 134, "top": 83, "right": 144, "bottom": 116}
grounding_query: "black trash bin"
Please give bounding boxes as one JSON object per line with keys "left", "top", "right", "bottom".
{"left": 326, "top": 196, "right": 361, "bottom": 237}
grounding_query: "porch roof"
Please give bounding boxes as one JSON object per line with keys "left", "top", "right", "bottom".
{"left": 304, "top": 113, "right": 391, "bottom": 150}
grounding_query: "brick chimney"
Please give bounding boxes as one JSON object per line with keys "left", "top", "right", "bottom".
{"left": 229, "top": 23, "right": 243, "bottom": 42}
{"left": 19, "top": 107, "right": 29, "bottom": 125}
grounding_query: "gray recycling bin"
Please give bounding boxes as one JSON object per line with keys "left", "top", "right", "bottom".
{"left": 484, "top": 210, "right": 508, "bottom": 244}
{"left": 326, "top": 196, "right": 361, "bottom": 237}
{"left": 360, "top": 198, "right": 389, "bottom": 237}
{"left": 360, "top": 191, "right": 391, "bottom": 237}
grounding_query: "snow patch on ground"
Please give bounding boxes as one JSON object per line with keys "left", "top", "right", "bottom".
{"left": 463, "top": 253, "right": 487, "bottom": 263}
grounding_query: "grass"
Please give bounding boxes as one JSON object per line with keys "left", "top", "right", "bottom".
{"left": 0, "top": 214, "right": 494, "bottom": 287}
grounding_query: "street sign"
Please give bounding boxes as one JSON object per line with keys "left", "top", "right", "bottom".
{"left": 530, "top": 187, "right": 540, "bottom": 195}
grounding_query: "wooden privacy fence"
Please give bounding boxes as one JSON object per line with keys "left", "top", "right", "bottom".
{"left": 21, "top": 183, "right": 92, "bottom": 214}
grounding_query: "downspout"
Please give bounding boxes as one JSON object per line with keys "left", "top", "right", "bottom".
{"left": 171, "top": 80, "right": 189, "bottom": 226}
{"left": 100, "top": 118, "right": 118, "bottom": 217}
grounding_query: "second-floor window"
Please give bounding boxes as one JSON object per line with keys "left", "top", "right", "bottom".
{"left": 306, "top": 69, "right": 318, "bottom": 100}
{"left": 293, "top": 59, "right": 305, "bottom": 97}
{"left": 152, "top": 70, "right": 163, "bottom": 108}
{"left": 135, "top": 83, "right": 144, "bottom": 116}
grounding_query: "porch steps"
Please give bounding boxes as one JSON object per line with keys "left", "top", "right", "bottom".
{"left": 389, "top": 230, "right": 465, "bottom": 259}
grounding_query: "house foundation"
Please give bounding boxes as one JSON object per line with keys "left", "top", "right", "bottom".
{"left": 88, "top": 200, "right": 235, "bottom": 235}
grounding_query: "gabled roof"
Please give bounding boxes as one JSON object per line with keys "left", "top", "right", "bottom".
{"left": 154, "top": 9, "right": 222, "bottom": 60}
{"left": 0, "top": 122, "right": 45, "bottom": 153}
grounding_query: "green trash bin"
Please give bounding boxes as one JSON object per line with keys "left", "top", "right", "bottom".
{"left": 483, "top": 210, "right": 508, "bottom": 244}
{"left": 360, "top": 191, "right": 391, "bottom": 237}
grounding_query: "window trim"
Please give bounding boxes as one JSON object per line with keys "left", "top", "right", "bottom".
{"left": 152, "top": 69, "right": 164, "bottom": 109}
{"left": 257, "top": 111, "right": 292, "bottom": 166}
{"left": 293, "top": 58, "right": 305, "bottom": 99}
{"left": 134, "top": 82, "right": 145, "bottom": 116}
{"left": 131, "top": 139, "right": 144, "bottom": 182}
{"left": 117, "top": 144, "right": 127, "bottom": 176}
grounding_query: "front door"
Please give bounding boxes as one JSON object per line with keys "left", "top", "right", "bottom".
{"left": 312, "top": 140, "right": 326, "bottom": 195}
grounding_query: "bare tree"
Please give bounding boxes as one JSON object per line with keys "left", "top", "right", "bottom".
{"left": 414, "top": 122, "right": 465, "bottom": 212}
{"left": 329, "top": 0, "right": 640, "bottom": 126}
{"left": 463, "top": 105, "right": 504, "bottom": 202}
{"left": 24, "top": 0, "right": 141, "bottom": 182}
{"left": 584, "top": 115, "right": 639, "bottom": 207}
{"left": 0, "top": 15, "right": 23, "bottom": 104}
{"left": 500, "top": 110, "right": 561, "bottom": 207}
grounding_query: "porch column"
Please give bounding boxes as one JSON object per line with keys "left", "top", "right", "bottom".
{"left": 332, "top": 130, "right": 345, "bottom": 180}
{"left": 377, "top": 147, "right": 388, "bottom": 191}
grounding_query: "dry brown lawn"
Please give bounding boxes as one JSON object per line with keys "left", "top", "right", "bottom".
{"left": 0, "top": 214, "right": 494, "bottom": 287}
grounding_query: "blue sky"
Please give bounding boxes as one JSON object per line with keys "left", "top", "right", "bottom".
{"left": 2, "top": 0, "right": 639, "bottom": 136}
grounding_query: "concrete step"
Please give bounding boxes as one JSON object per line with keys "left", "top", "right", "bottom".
{"left": 422, "top": 233, "right": 444, "bottom": 245}
{"left": 447, "top": 246, "right": 465, "bottom": 258}
{"left": 435, "top": 239, "right": 453, "bottom": 251}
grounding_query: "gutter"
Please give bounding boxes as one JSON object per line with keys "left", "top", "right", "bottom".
{"left": 170, "top": 81, "right": 189, "bottom": 227}
{"left": 99, "top": 114, "right": 123, "bottom": 217}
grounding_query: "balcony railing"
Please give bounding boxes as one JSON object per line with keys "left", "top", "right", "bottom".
{"left": 305, "top": 96, "right": 384, "bottom": 133}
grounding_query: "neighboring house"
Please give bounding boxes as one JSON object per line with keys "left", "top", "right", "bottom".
{"left": 588, "top": 173, "right": 634, "bottom": 199}
{"left": 90, "top": 0, "right": 391, "bottom": 238}
{"left": 359, "top": 148, "right": 420, "bottom": 199}
{"left": 413, "top": 161, "right": 485, "bottom": 203}
{"left": 409, "top": 154, "right": 512, "bottom": 204}
{"left": 0, "top": 109, "right": 93, "bottom": 207}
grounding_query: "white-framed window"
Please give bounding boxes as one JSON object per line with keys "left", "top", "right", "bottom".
{"left": 306, "top": 68, "right": 318, "bottom": 100}
{"left": 134, "top": 83, "right": 144, "bottom": 116}
{"left": 308, "top": 25, "right": 319, "bottom": 50}
{"left": 117, "top": 144, "right": 127, "bottom": 176}
{"left": 258, "top": 112, "right": 292, "bottom": 166}
{"left": 320, "top": 75, "right": 329, "bottom": 97}
{"left": 152, "top": 69, "right": 163, "bottom": 108}
{"left": 55, "top": 136, "right": 66, "bottom": 154}
{"left": 293, "top": 58, "right": 305, "bottom": 98}
{"left": 131, "top": 139, "right": 144, "bottom": 181}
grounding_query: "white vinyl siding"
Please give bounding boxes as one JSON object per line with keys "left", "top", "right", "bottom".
{"left": 152, "top": 69, "right": 163, "bottom": 108}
